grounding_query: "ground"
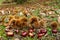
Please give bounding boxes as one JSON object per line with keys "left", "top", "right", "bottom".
{"left": 0, "top": 0, "right": 60, "bottom": 40}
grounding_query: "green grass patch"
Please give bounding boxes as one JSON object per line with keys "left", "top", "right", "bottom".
{"left": 0, "top": 0, "right": 4, "bottom": 5}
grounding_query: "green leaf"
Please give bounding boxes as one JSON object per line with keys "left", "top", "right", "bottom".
{"left": 47, "top": 27, "right": 52, "bottom": 35}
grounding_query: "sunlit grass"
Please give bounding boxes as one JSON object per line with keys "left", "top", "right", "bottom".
{"left": 0, "top": 0, "right": 4, "bottom": 5}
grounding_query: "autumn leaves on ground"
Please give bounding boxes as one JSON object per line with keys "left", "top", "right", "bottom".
{"left": 0, "top": 0, "right": 60, "bottom": 40}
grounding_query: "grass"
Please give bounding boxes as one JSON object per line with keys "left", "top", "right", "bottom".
{"left": 0, "top": 25, "right": 8, "bottom": 40}
{"left": 0, "top": 0, "right": 4, "bottom": 5}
